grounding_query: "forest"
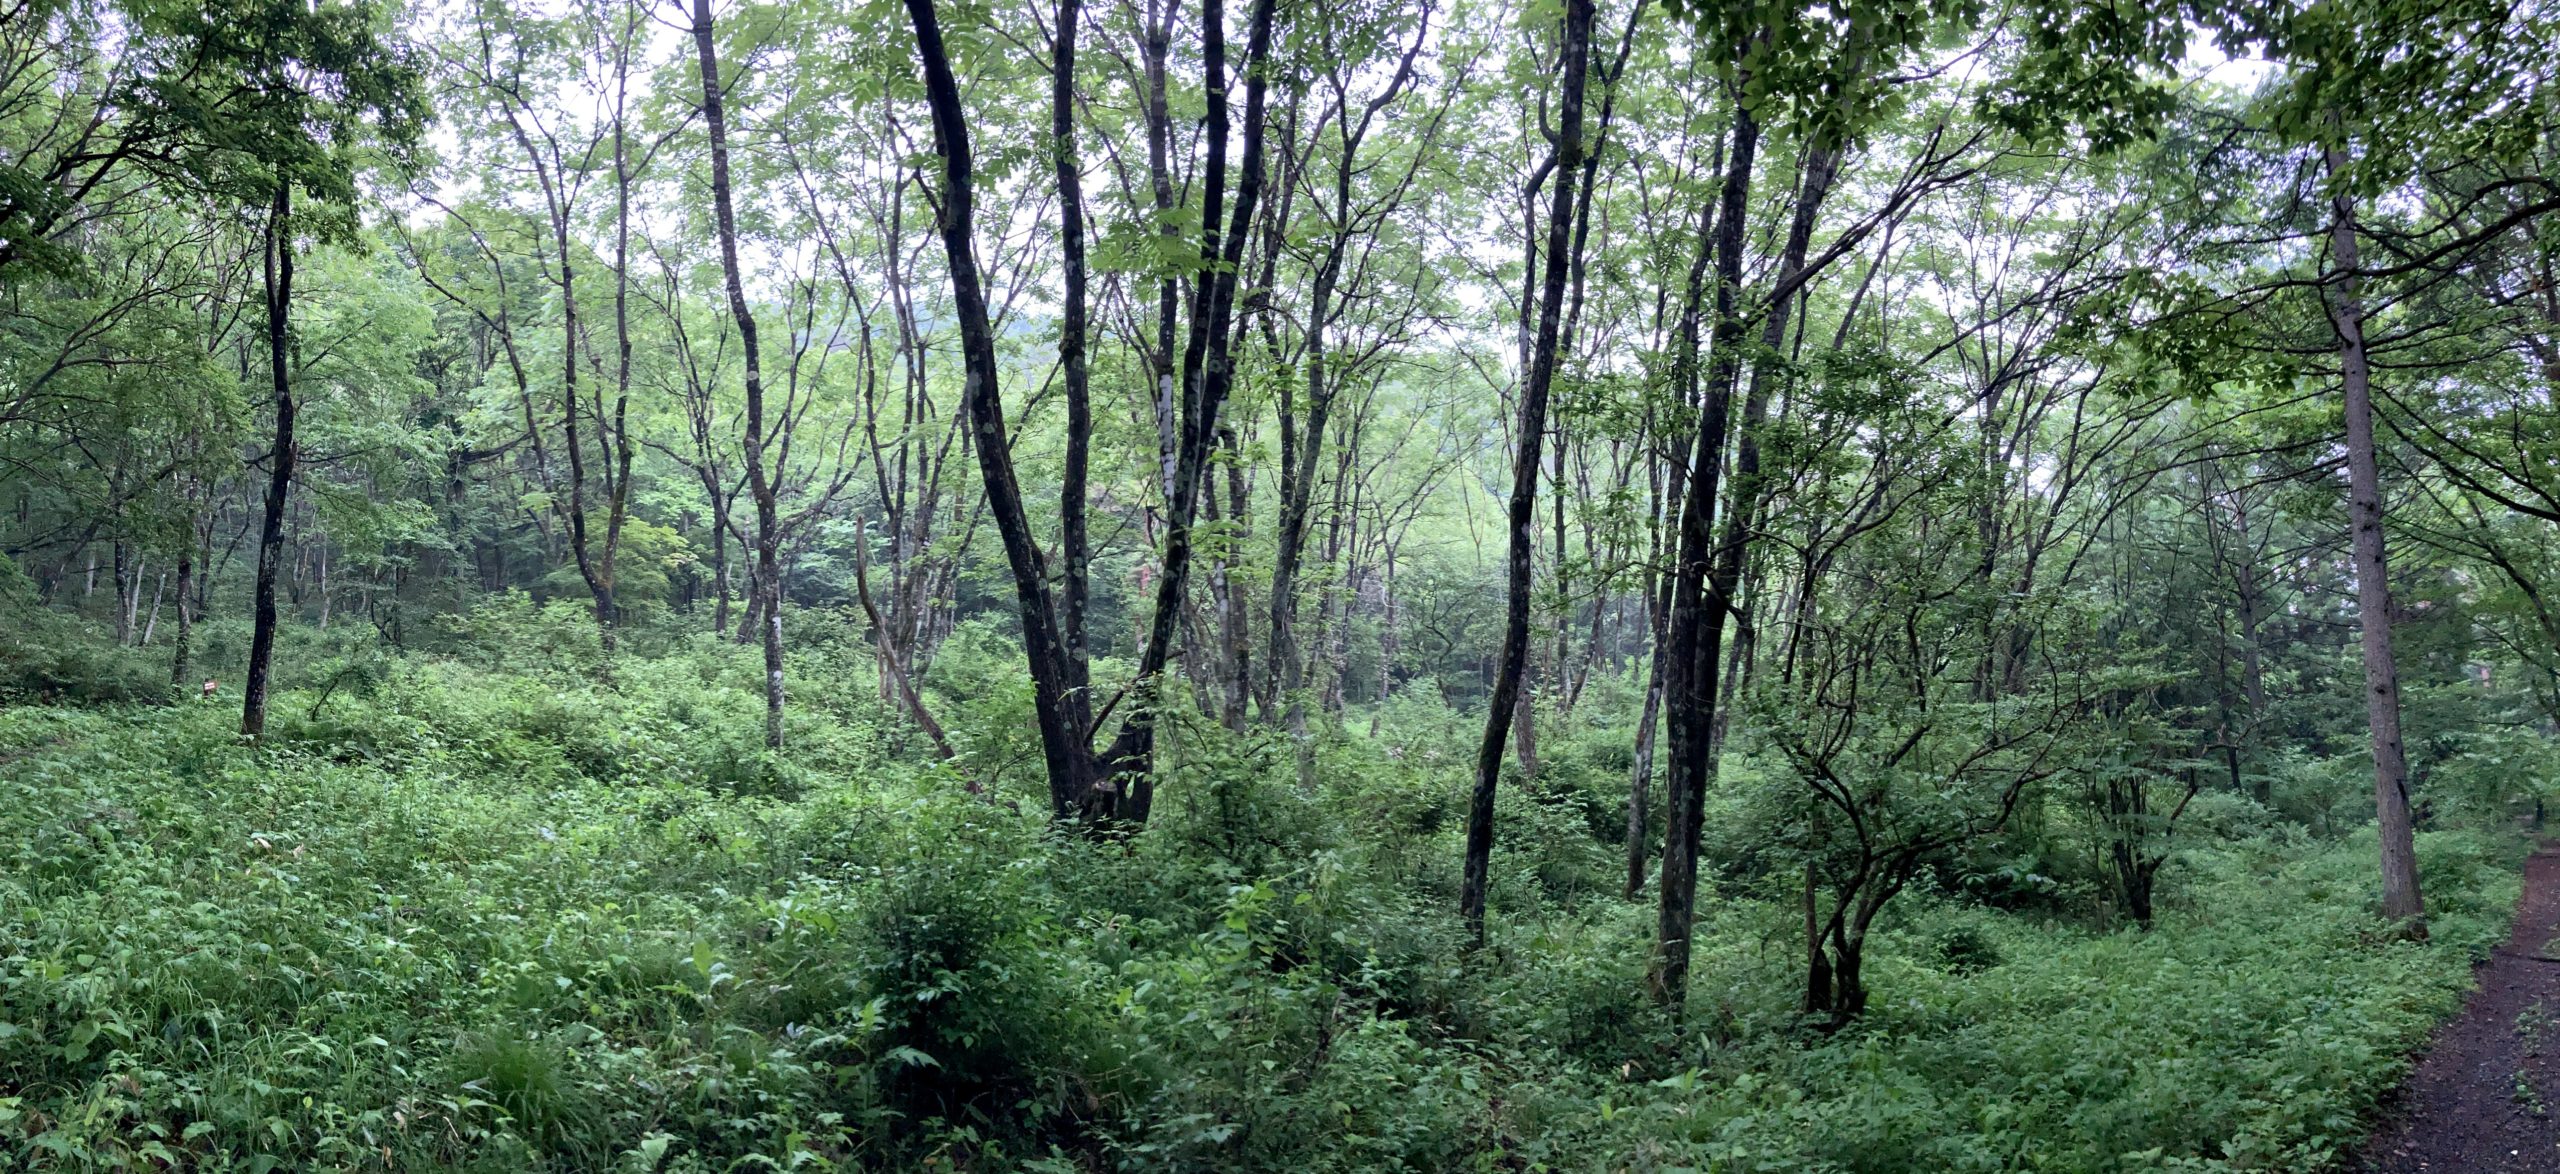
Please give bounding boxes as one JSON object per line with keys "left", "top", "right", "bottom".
{"left": 2, "top": 0, "right": 2558, "bottom": 1166}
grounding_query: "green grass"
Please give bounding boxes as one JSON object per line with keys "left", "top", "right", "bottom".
{"left": 0, "top": 662, "right": 2527, "bottom": 1171}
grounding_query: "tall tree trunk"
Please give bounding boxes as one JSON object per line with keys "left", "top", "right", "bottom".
{"left": 2227, "top": 480, "right": 2269, "bottom": 797}
{"left": 2328, "top": 148, "right": 2424, "bottom": 933}
{"left": 1626, "top": 649, "right": 1664, "bottom": 895}
{"left": 1652, "top": 101, "right": 1761, "bottom": 1008}
{"left": 242, "top": 184, "right": 295, "bottom": 740}
{"left": 905, "top": 0, "right": 1273, "bottom": 826}
{"left": 600, "top": 13, "right": 638, "bottom": 657}
{"left": 1054, "top": 0, "right": 1093, "bottom": 701}
{"left": 140, "top": 571, "right": 164, "bottom": 645}
{"left": 1460, "top": 0, "right": 1593, "bottom": 942}
{"left": 193, "top": 507, "right": 212, "bottom": 620}
{"left": 709, "top": 504, "right": 732, "bottom": 635}
{"left": 693, "top": 0, "right": 785, "bottom": 749}
{"left": 555, "top": 181, "right": 611, "bottom": 641}
{"left": 1209, "top": 427, "right": 1253, "bottom": 731}
{"left": 903, "top": 0, "right": 1098, "bottom": 820}
{"left": 1262, "top": 29, "right": 1427, "bottom": 726}
{"left": 1628, "top": 183, "right": 1724, "bottom": 900}
{"left": 1704, "top": 142, "right": 1839, "bottom": 765}
{"left": 112, "top": 539, "right": 136, "bottom": 644}
{"left": 1093, "top": 0, "right": 1278, "bottom": 813}
{"left": 1142, "top": 0, "right": 1180, "bottom": 510}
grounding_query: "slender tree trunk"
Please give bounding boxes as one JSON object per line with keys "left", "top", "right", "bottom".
{"left": 2227, "top": 482, "right": 2269, "bottom": 794}
{"left": 112, "top": 540, "right": 135, "bottom": 644}
{"left": 1627, "top": 187, "right": 1722, "bottom": 901}
{"left": 709, "top": 506, "right": 731, "bottom": 635}
{"left": 601, "top": 13, "right": 638, "bottom": 658}
{"left": 2328, "top": 148, "right": 2424, "bottom": 933}
{"left": 555, "top": 179, "right": 612, "bottom": 641}
{"left": 1209, "top": 427, "right": 1253, "bottom": 731}
{"left": 854, "top": 515, "right": 956, "bottom": 761}
{"left": 1092, "top": 0, "right": 1279, "bottom": 814}
{"left": 140, "top": 571, "right": 164, "bottom": 645}
{"left": 1460, "top": 0, "right": 1593, "bottom": 942}
{"left": 1626, "top": 649, "right": 1664, "bottom": 896}
{"left": 1054, "top": 0, "right": 1093, "bottom": 701}
{"left": 170, "top": 507, "right": 195, "bottom": 689}
{"left": 193, "top": 508, "right": 212, "bottom": 619}
{"left": 693, "top": 0, "right": 785, "bottom": 750}
{"left": 242, "top": 184, "right": 295, "bottom": 740}
{"left": 1263, "top": 51, "right": 1421, "bottom": 725}
{"left": 1375, "top": 542, "right": 1399, "bottom": 728}
{"left": 1652, "top": 102, "right": 1762, "bottom": 1008}
{"left": 1703, "top": 142, "right": 1838, "bottom": 765}
{"left": 1142, "top": 0, "right": 1180, "bottom": 510}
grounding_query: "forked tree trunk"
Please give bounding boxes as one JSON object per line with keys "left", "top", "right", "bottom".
{"left": 903, "top": 0, "right": 1100, "bottom": 820}
{"left": 1093, "top": 0, "right": 1277, "bottom": 815}
{"left": 905, "top": 0, "right": 1272, "bottom": 829}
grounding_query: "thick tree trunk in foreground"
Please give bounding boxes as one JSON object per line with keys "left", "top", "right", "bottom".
{"left": 2328, "top": 149, "right": 2425, "bottom": 933}
{"left": 242, "top": 184, "right": 294, "bottom": 741}
{"left": 693, "top": 0, "right": 785, "bottom": 750}
{"left": 1459, "top": 0, "right": 1593, "bottom": 943}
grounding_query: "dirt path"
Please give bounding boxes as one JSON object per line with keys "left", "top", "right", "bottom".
{"left": 2358, "top": 842, "right": 2560, "bottom": 1172}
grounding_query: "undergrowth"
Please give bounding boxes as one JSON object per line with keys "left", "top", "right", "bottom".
{"left": 0, "top": 628, "right": 2528, "bottom": 1171}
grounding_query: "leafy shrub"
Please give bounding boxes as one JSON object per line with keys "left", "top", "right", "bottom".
{"left": 0, "top": 603, "right": 165, "bottom": 704}
{"left": 845, "top": 799, "right": 1083, "bottom": 1134}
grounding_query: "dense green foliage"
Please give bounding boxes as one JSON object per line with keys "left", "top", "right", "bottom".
{"left": 0, "top": 612, "right": 2537, "bottom": 1170}
{"left": 7, "top": 0, "right": 2560, "bottom": 1164}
